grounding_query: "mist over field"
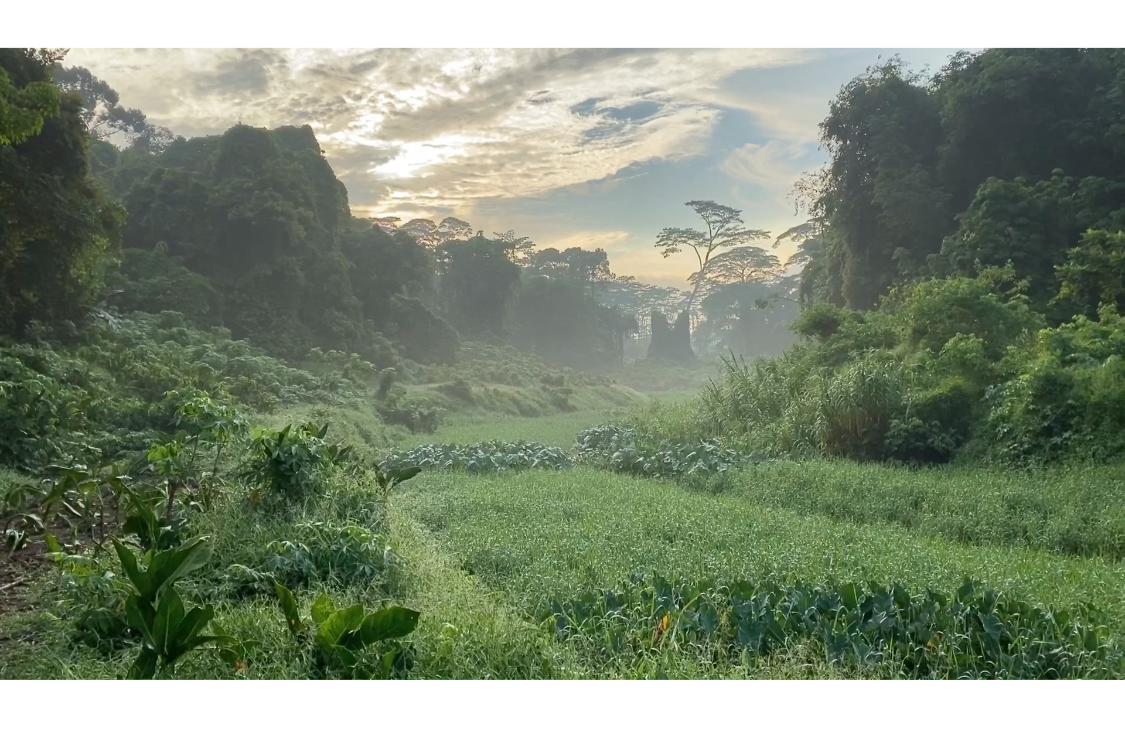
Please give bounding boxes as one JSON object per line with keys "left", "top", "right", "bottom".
{"left": 1, "top": 47, "right": 1123, "bottom": 681}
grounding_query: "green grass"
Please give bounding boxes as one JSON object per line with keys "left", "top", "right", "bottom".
{"left": 729, "top": 459, "right": 1125, "bottom": 559}
{"left": 397, "top": 468, "right": 1125, "bottom": 635}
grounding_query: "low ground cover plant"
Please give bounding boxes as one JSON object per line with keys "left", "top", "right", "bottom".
{"left": 544, "top": 573, "right": 1120, "bottom": 679}
{"left": 381, "top": 440, "right": 571, "bottom": 474}
{"left": 575, "top": 425, "right": 744, "bottom": 489}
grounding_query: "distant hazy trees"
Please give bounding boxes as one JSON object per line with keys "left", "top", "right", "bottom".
{"left": 650, "top": 200, "right": 774, "bottom": 361}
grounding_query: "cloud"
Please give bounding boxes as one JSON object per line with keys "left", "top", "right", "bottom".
{"left": 63, "top": 48, "right": 809, "bottom": 217}
{"left": 721, "top": 139, "right": 813, "bottom": 190}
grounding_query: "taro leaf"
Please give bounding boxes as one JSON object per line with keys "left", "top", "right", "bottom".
{"left": 274, "top": 582, "right": 303, "bottom": 636}
{"left": 316, "top": 605, "right": 365, "bottom": 649}
{"left": 840, "top": 582, "right": 861, "bottom": 611}
{"left": 892, "top": 584, "right": 912, "bottom": 610}
{"left": 956, "top": 578, "right": 976, "bottom": 603}
{"left": 978, "top": 612, "right": 1005, "bottom": 643}
{"left": 359, "top": 606, "right": 421, "bottom": 644}
{"left": 310, "top": 594, "right": 335, "bottom": 625}
{"left": 127, "top": 647, "right": 159, "bottom": 679}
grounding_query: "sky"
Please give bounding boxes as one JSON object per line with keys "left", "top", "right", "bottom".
{"left": 67, "top": 48, "right": 960, "bottom": 289}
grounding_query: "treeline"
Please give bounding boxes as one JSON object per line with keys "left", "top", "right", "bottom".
{"left": 3, "top": 49, "right": 707, "bottom": 372}
{"left": 689, "top": 49, "right": 1125, "bottom": 465}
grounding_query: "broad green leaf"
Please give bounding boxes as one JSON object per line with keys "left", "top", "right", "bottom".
{"left": 274, "top": 582, "right": 303, "bottom": 636}
{"left": 174, "top": 605, "right": 216, "bottom": 659}
{"left": 146, "top": 537, "right": 212, "bottom": 598}
{"left": 316, "top": 605, "right": 365, "bottom": 649}
{"left": 387, "top": 466, "right": 422, "bottom": 486}
{"left": 124, "top": 595, "right": 155, "bottom": 645}
{"left": 359, "top": 606, "right": 420, "bottom": 644}
{"left": 310, "top": 594, "right": 335, "bottom": 625}
{"left": 152, "top": 587, "right": 187, "bottom": 655}
{"left": 127, "top": 647, "right": 158, "bottom": 680}
{"left": 113, "top": 539, "right": 148, "bottom": 597}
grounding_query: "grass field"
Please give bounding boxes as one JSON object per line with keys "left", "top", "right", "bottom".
{"left": 396, "top": 407, "right": 636, "bottom": 448}
{"left": 397, "top": 468, "right": 1125, "bottom": 625}
{"left": 728, "top": 460, "right": 1125, "bottom": 558}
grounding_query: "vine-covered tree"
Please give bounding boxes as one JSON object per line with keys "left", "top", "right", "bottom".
{"left": 1, "top": 48, "right": 123, "bottom": 336}
{"left": 52, "top": 64, "right": 176, "bottom": 152}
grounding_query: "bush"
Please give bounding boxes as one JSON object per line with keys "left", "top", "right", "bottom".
{"left": 257, "top": 520, "right": 386, "bottom": 590}
{"left": 240, "top": 423, "right": 352, "bottom": 504}
{"left": 376, "top": 396, "right": 443, "bottom": 434}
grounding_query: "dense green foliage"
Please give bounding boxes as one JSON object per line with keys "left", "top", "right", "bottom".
{"left": 688, "top": 270, "right": 1124, "bottom": 465}
{"left": 1, "top": 49, "right": 122, "bottom": 336}
{"left": 2, "top": 47, "right": 1123, "bottom": 681}
{"left": 805, "top": 50, "right": 1125, "bottom": 311}
{"left": 381, "top": 441, "right": 571, "bottom": 474}
{"left": 575, "top": 424, "right": 742, "bottom": 489}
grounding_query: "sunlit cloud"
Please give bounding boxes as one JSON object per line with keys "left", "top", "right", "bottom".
{"left": 64, "top": 48, "right": 809, "bottom": 218}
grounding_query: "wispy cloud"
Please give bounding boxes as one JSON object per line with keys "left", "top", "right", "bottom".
{"left": 721, "top": 139, "right": 813, "bottom": 191}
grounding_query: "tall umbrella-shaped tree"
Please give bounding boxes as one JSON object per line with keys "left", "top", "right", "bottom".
{"left": 655, "top": 200, "right": 770, "bottom": 315}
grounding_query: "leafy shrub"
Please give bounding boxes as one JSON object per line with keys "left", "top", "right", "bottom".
{"left": 983, "top": 306, "right": 1125, "bottom": 464}
{"left": 48, "top": 547, "right": 134, "bottom": 652}
{"left": 2, "top": 471, "right": 45, "bottom": 552}
{"left": 437, "top": 378, "right": 474, "bottom": 402}
{"left": 376, "top": 395, "right": 443, "bottom": 434}
{"left": 261, "top": 520, "right": 386, "bottom": 590}
{"left": 381, "top": 441, "right": 571, "bottom": 474}
{"left": 240, "top": 423, "right": 352, "bottom": 505}
{"left": 545, "top": 573, "right": 1120, "bottom": 678}
{"left": 691, "top": 270, "right": 1117, "bottom": 464}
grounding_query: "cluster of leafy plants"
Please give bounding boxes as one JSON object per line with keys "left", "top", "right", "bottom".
{"left": 274, "top": 583, "right": 419, "bottom": 679}
{"left": 376, "top": 393, "right": 443, "bottom": 434}
{"left": 230, "top": 520, "right": 388, "bottom": 593}
{"left": 420, "top": 341, "right": 609, "bottom": 390}
{"left": 239, "top": 423, "right": 352, "bottom": 506}
{"left": 111, "top": 536, "right": 242, "bottom": 678}
{"left": 575, "top": 425, "right": 743, "bottom": 490}
{"left": 544, "top": 573, "right": 1120, "bottom": 678}
{"left": 694, "top": 270, "right": 1125, "bottom": 465}
{"left": 381, "top": 440, "right": 571, "bottom": 475}
{"left": 0, "top": 311, "right": 380, "bottom": 474}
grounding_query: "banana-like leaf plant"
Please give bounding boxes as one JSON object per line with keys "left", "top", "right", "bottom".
{"left": 113, "top": 536, "right": 238, "bottom": 678}
{"left": 274, "top": 582, "right": 419, "bottom": 679}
